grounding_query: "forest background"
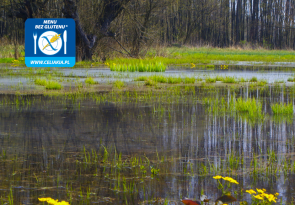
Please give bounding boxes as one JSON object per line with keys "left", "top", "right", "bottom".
{"left": 0, "top": 0, "right": 295, "bottom": 62}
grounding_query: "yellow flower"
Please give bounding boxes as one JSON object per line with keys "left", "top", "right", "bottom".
{"left": 38, "top": 197, "right": 70, "bottom": 205}
{"left": 253, "top": 195, "right": 264, "bottom": 200}
{"left": 246, "top": 189, "right": 256, "bottom": 195}
{"left": 256, "top": 188, "right": 265, "bottom": 194}
{"left": 275, "top": 193, "right": 279, "bottom": 196}
{"left": 213, "top": 175, "right": 223, "bottom": 179}
{"left": 222, "top": 177, "right": 239, "bottom": 184}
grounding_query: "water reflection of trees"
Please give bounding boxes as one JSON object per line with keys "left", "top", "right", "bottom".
{"left": 0, "top": 89, "right": 295, "bottom": 203}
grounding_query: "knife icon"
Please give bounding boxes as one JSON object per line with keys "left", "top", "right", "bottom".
{"left": 63, "top": 30, "right": 67, "bottom": 54}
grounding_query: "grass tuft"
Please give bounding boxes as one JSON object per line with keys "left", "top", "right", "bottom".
{"left": 223, "top": 76, "right": 236, "bottom": 83}
{"left": 34, "top": 78, "right": 62, "bottom": 90}
{"left": 184, "top": 77, "right": 196, "bottom": 84}
{"left": 205, "top": 77, "right": 216, "bottom": 83}
{"left": 85, "top": 77, "right": 98, "bottom": 85}
{"left": 250, "top": 77, "right": 258, "bottom": 82}
{"left": 113, "top": 80, "right": 125, "bottom": 89}
{"left": 108, "top": 61, "right": 166, "bottom": 72}
{"left": 45, "top": 80, "right": 62, "bottom": 90}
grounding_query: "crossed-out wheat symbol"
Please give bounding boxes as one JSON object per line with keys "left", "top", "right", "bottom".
{"left": 42, "top": 34, "right": 61, "bottom": 50}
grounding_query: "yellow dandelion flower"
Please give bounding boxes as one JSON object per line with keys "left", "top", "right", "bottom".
{"left": 256, "top": 188, "right": 265, "bottom": 194}
{"left": 246, "top": 189, "right": 256, "bottom": 195}
{"left": 253, "top": 195, "right": 264, "bottom": 200}
{"left": 222, "top": 177, "right": 239, "bottom": 184}
{"left": 213, "top": 175, "right": 223, "bottom": 179}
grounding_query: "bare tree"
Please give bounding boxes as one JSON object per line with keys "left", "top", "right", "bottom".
{"left": 62, "top": 0, "right": 130, "bottom": 61}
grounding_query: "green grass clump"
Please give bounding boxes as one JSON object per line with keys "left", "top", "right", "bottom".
{"left": 196, "top": 77, "right": 203, "bottom": 81}
{"left": 35, "top": 78, "right": 47, "bottom": 86}
{"left": 85, "top": 77, "right": 97, "bottom": 85}
{"left": 271, "top": 103, "right": 293, "bottom": 115}
{"left": 167, "top": 76, "right": 182, "bottom": 84}
{"left": 215, "top": 76, "right": 224, "bottom": 81}
{"left": 287, "top": 77, "right": 295, "bottom": 82}
{"left": 235, "top": 98, "right": 261, "bottom": 113}
{"left": 113, "top": 80, "right": 125, "bottom": 89}
{"left": 235, "top": 97, "right": 264, "bottom": 123}
{"left": 35, "top": 78, "right": 62, "bottom": 89}
{"left": 239, "top": 77, "right": 247, "bottom": 82}
{"left": 249, "top": 77, "right": 258, "bottom": 82}
{"left": 45, "top": 80, "right": 62, "bottom": 90}
{"left": 108, "top": 61, "right": 166, "bottom": 72}
{"left": 257, "top": 80, "right": 267, "bottom": 86}
{"left": 184, "top": 77, "right": 196, "bottom": 84}
{"left": 134, "top": 75, "right": 196, "bottom": 84}
{"left": 223, "top": 76, "right": 237, "bottom": 83}
{"left": 205, "top": 77, "right": 216, "bottom": 83}
{"left": 145, "top": 79, "right": 156, "bottom": 86}
{"left": 150, "top": 75, "right": 167, "bottom": 83}
{"left": 134, "top": 76, "right": 148, "bottom": 81}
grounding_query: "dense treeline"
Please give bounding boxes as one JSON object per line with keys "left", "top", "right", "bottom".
{"left": 0, "top": 0, "right": 295, "bottom": 59}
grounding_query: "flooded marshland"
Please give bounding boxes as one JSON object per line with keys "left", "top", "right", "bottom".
{"left": 0, "top": 65, "right": 295, "bottom": 204}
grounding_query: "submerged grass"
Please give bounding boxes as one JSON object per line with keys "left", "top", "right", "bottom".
{"left": 271, "top": 103, "right": 293, "bottom": 115}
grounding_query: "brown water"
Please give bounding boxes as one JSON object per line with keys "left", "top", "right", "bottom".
{"left": 0, "top": 86, "right": 294, "bottom": 204}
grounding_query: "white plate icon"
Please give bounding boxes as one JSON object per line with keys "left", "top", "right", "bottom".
{"left": 38, "top": 31, "right": 62, "bottom": 55}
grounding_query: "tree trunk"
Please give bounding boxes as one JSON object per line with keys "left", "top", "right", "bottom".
{"left": 63, "top": 0, "right": 130, "bottom": 61}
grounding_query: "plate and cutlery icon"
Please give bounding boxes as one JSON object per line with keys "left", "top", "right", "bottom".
{"left": 33, "top": 30, "right": 67, "bottom": 55}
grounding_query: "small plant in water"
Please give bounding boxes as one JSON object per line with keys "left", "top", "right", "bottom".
{"left": 113, "top": 80, "right": 125, "bottom": 89}
{"left": 85, "top": 77, "right": 97, "bottom": 85}
{"left": 250, "top": 76, "right": 258, "bottom": 82}
{"left": 150, "top": 166, "right": 159, "bottom": 177}
{"left": 45, "top": 80, "right": 62, "bottom": 90}
{"left": 205, "top": 77, "right": 216, "bottom": 83}
{"left": 223, "top": 76, "right": 236, "bottom": 83}
{"left": 35, "top": 78, "right": 62, "bottom": 90}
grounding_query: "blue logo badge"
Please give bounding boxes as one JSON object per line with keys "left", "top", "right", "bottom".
{"left": 25, "top": 18, "right": 75, "bottom": 67}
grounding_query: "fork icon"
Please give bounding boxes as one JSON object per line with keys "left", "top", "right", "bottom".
{"left": 33, "top": 33, "right": 37, "bottom": 54}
